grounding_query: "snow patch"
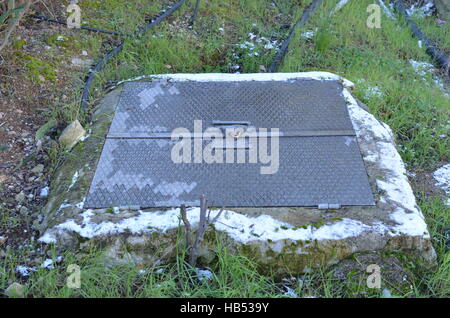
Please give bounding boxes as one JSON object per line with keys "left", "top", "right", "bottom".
{"left": 115, "top": 72, "right": 355, "bottom": 88}
{"left": 283, "top": 286, "right": 299, "bottom": 298}
{"left": 16, "top": 265, "right": 36, "bottom": 277}
{"left": 40, "top": 259, "right": 55, "bottom": 269}
{"left": 39, "top": 207, "right": 373, "bottom": 244}
{"left": 301, "top": 30, "right": 316, "bottom": 39}
{"left": 344, "top": 88, "right": 430, "bottom": 238}
{"left": 195, "top": 268, "right": 214, "bottom": 282}
{"left": 332, "top": 0, "right": 351, "bottom": 14}
{"left": 409, "top": 60, "right": 448, "bottom": 96}
{"left": 68, "top": 171, "right": 79, "bottom": 191}
{"left": 377, "top": 0, "right": 396, "bottom": 20}
{"left": 40, "top": 186, "right": 49, "bottom": 197}
{"left": 433, "top": 164, "right": 450, "bottom": 205}
{"left": 365, "top": 85, "right": 383, "bottom": 99}
{"left": 406, "top": 0, "right": 434, "bottom": 17}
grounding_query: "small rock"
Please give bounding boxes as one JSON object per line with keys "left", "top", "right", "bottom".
{"left": 36, "top": 139, "right": 43, "bottom": 151}
{"left": 40, "top": 258, "right": 55, "bottom": 269}
{"left": 40, "top": 186, "right": 49, "bottom": 197}
{"left": 5, "top": 283, "right": 25, "bottom": 298}
{"left": 19, "top": 206, "right": 29, "bottom": 215}
{"left": 0, "top": 236, "right": 6, "bottom": 246}
{"left": 71, "top": 57, "right": 94, "bottom": 68}
{"left": 381, "top": 288, "right": 392, "bottom": 298}
{"left": 0, "top": 175, "right": 7, "bottom": 183}
{"left": 15, "top": 191, "right": 26, "bottom": 203}
{"left": 31, "top": 164, "right": 44, "bottom": 174}
{"left": 59, "top": 120, "right": 86, "bottom": 150}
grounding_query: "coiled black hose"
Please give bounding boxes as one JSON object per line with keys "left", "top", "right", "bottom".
{"left": 394, "top": 0, "right": 450, "bottom": 76}
{"left": 269, "top": 0, "right": 324, "bottom": 73}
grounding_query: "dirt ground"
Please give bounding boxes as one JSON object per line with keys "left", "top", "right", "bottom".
{"left": 0, "top": 3, "right": 96, "bottom": 251}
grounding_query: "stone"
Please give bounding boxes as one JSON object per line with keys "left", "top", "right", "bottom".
{"left": 0, "top": 236, "right": 6, "bottom": 246}
{"left": 19, "top": 206, "right": 29, "bottom": 215}
{"left": 5, "top": 283, "right": 25, "bottom": 298}
{"left": 71, "top": 57, "right": 94, "bottom": 68}
{"left": 0, "top": 175, "right": 7, "bottom": 183}
{"left": 382, "top": 289, "right": 393, "bottom": 298}
{"left": 59, "top": 120, "right": 86, "bottom": 151}
{"left": 37, "top": 73, "right": 436, "bottom": 276}
{"left": 40, "top": 186, "right": 49, "bottom": 197}
{"left": 31, "top": 164, "right": 44, "bottom": 174}
{"left": 15, "top": 191, "right": 26, "bottom": 203}
{"left": 435, "top": 0, "right": 450, "bottom": 20}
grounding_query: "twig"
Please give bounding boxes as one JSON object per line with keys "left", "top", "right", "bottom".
{"left": 180, "top": 194, "right": 226, "bottom": 266}
{"left": 180, "top": 204, "right": 193, "bottom": 248}
{"left": 0, "top": 0, "right": 33, "bottom": 53}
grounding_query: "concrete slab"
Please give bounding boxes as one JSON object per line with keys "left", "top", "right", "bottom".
{"left": 36, "top": 73, "right": 436, "bottom": 275}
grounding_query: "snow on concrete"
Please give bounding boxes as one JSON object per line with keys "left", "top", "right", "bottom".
{"left": 343, "top": 88, "right": 430, "bottom": 238}
{"left": 39, "top": 207, "right": 372, "bottom": 244}
{"left": 115, "top": 72, "right": 355, "bottom": 88}
{"left": 39, "top": 73, "right": 431, "bottom": 245}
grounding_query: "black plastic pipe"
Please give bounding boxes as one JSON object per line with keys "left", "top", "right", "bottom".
{"left": 394, "top": 0, "right": 450, "bottom": 76}
{"left": 81, "top": 0, "right": 189, "bottom": 111}
{"left": 269, "top": 0, "right": 324, "bottom": 73}
{"left": 81, "top": 43, "right": 124, "bottom": 111}
{"left": 272, "top": 0, "right": 286, "bottom": 15}
{"left": 29, "top": 14, "right": 130, "bottom": 36}
{"left": 140, "top": 0, "right": 189, "bottom": 35}
{"left": 189, "top": 0, "right": 201, "bottom": 27}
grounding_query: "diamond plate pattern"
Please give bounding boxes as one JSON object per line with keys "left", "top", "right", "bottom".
{"left": 108, "top": 80, "right": 354, "bottom": 135}
{"left": 85, "top": 137, "right": 374, "bottom": 208}
{"left": 85, "top": 79, "right": 375, "bottom": 208}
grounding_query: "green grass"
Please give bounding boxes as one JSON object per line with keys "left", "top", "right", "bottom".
{"left": 283, "top": 0, "right": 449, "bottom": 170}
{"left": 2, "top": 224, "right": 448, "bottom": 298}
{"left": 1, "top": 243, "right": 284, "bottom": 298}
{"left": 3, "top": 0, "right": 448, "bottom": 298}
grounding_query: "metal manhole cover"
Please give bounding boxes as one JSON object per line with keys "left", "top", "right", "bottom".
{"left": 85, "top": 78, "right": 375, "bottom": 208}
